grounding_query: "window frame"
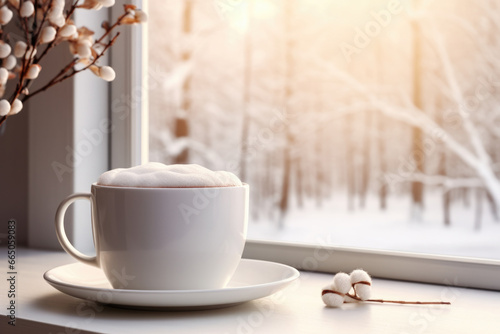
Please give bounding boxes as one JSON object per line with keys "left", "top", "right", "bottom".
{"left": 244, "top": 240, "right": 500, "bottom": 290}
{"left": 110, "top": 0, "right": 148, "bottom": 169}
{"left": 112, "top": 0, "right": 500, "bottom": 291}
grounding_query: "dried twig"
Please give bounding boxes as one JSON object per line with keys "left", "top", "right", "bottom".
{"left": 0, "top": 1, "right": 146, "bottom": 128}
{"left": 345, "top": 292, "right": 451, "bottom": 305}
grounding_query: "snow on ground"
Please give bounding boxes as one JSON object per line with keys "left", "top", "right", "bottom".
{"left": 247, "top": 191, "right": 500, "bottom": 260}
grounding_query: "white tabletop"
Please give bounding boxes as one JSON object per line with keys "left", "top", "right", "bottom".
{"left": 1, "top": 249, "right": 499, "bottom": 334}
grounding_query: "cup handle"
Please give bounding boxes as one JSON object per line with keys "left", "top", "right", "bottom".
{"left": 55, "top": 193, "right": 99, "bottom": 268}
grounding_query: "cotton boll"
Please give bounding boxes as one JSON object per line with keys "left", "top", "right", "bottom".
{"left": 350, "top": 269, "right": 371, "bottom": 284}
{"left": 322, "top": 293, "right": 344, "bottom": 308}
{"left": 0, "top": 41, "right": 11, "bottom": 58}
{"left": 134, "top": 9, "right": 147, "bottom": 23}
{"left": 99, "top": 66, "right": 115, "bottom": 81}
{"left": 0, "top": 98, "right": 9, "bottom": 116}
{"left": 0, "top": 67, "right": 8, "bottom": 84}
{"left": 41, "top": 26, "right": 57, "bottom": 44}
{"left": 52, "top": 0, "right": 65, "bottom": 8}
{"left": 59, "top": 24, "right": 77, "bottom": 38}
{"left": 76, "top": 44, "right": 91, "bottom": 58}
{"left": 0, "top": 5, "right": 13, "bottom": 25}
{"left": 26, "top": 64, "right": 41, "bottom": 79}
{"left": 24, "top": 45, "right": 36, "bottom": 59}
{"left": 98, "top": 0, "right": 115, "bottom": 7}
{"left": 9, "top": 98, "right": 22, "bottom": 115}
{"left": 0, "top": 67, "right": 9, "bottom": 86}
{"left": 47, "top": 6, "right": 62, "bottom": 21}
{"left": 125, "top": 10, "right": 135, "bottom": 19}
{"left": 20, "top": 1, "right": 34, "bottom": 17}
{"left": 48, "top": 5, "right": 65, "bottom": 27}
{"left": 3, "top": 55, "right": 16, "bottom": 70}
{"left": 350, "top": 269, "right": 372, "bottom": 301}
{"left": 76, "top": 41, "right": 92, "bottom": 58}
{"left": 355, "top": 284, "right": 372, "bottom": 301}
{"left": 332, "top": 272, "right": 351, "bottom": 295}
{"left": 321, "top": 284, "right": 344, "bottom": 308}
{"left": 13, "top": 41, "right": 26, "bottom": 58}
{"left": 51, "top": 14, "right": 65, "bottom": 27}
{"left": 53, "top": 0, "right": 65, "bottom": 8}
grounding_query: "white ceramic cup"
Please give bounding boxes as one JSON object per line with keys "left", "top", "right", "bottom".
{"left": 55, "top": 183, "right": 249, "bottom": 290}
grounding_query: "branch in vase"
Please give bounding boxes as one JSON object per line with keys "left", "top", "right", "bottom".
{"left": 0, "top": 1, "right": 146, "bottom": 127}
{"left": 24, "top": 32, "right": 119, "bottom": 102}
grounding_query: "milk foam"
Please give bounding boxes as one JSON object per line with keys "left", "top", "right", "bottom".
{"left": 97, "top": 163, "right": 242, "bottom": 188}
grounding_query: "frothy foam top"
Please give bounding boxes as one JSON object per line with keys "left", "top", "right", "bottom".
{"left": 97, "top": 163, "right": 242, "bottom": 188}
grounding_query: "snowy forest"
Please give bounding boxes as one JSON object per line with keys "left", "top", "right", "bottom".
{"left": 147, "top": 0, "right": 500, "bottom": 259}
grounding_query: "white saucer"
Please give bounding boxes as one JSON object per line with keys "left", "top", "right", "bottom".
{"left": 44, "top": 259, "right": 300, "bottom": 310}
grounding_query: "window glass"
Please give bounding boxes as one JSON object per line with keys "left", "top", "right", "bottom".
{"left": 148, "top": 0, "right": 500, "bottom": 260}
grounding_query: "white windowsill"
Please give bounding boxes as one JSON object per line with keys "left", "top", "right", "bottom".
{"left": 243, "top": 240, "right": 500, "bottom": 290}
{"left": 0, "top": 249, "right": 498, "bottom": 334}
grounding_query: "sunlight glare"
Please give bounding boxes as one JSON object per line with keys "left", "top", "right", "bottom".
{"left": 253, "top": 0, "right": 276, "bottom": 20}
{"left": 226, "top": 0, "right": 276, "bottom": 33}
{"left": 226, "top": 3, "right": 249, "bottom": 33}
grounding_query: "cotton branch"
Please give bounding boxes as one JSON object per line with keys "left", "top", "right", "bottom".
{"left": 322, "top": 270, "right": 450, "bottom": 308}
{"left": 33, "top": 2, "right": 79, "bottom": 63}
{"left": 0, "top": 2, "right": 146, "bottom": 128}
{"left": 24, "top": 32, "right": 120, "bottom": 102}
{"left": 345, "top": 293, "right": 451, "bottom": 306}
{"left": 23, "top": 11, "right": 129, "bottom": 102}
